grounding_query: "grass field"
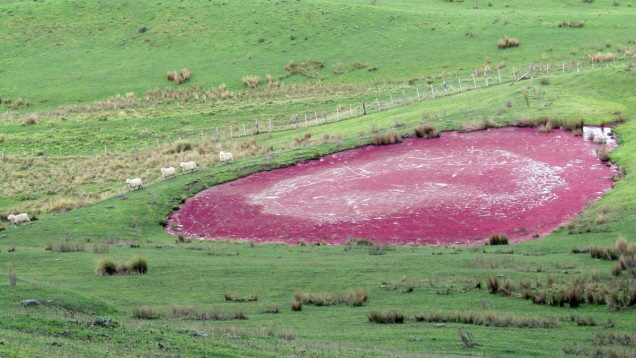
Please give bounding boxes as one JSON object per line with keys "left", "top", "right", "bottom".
{"left": 2, "top": 0, "right": 636, "bottom": 357}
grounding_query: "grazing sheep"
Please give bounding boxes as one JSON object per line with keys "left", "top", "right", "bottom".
{"left": 161, "top": 167, "right": 176, "bottom": 180}
{"left": 7, "top": 213, "right": 29, "bottom": 226}
{"left": 180, "top": 161, "right": 197, "bottom": 173}
{"left": 219, "top": 151, "right": 233, "bottom": 163}
{"left": 126, "top": 178, "right": 143, "bottom": 191}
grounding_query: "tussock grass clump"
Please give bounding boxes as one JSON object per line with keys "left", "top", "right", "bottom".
{"left": 97, "top": 256, "right": 148, "bottom": 276}
{"left": 224, "top": 291, "right": 258, "bottom": 302}
{"left": 46, "top": 239, "right": 85, "bottom": 253}
{"left": 539, "top": 77, "right": 550, "bottom": 85}
{"left": 332, "top": 63, "right": 345, "bottom": 74}
{"left": 167, "top": 68, "right": 191, "bottom": 84}
{"left": 242, "top": 76, "right": 261, "bottom": 88}
{"left": 132, "top": 306, "right": 162, "bottom": 319}
{"left": 557, "top": 20, "right": 584, "bottom": 28}
{"left": 488, "top": 234, "right": 509, "bottom": 245}
{"left": 290, "top": 300, "right": 302, "bottom": 311}
{"left": 414, "top": 124, "right": 440, "bottom": 138}
{"left": 372, "top": 130, "right": 402, "bottom": 145}
{"left": 487, "top": 275, "right": 500, "bottom": 294}
{"left": 498, "top": 36, "right": 519, "bottom": 49}
{"left": 462, "top": 119, "right": 488, "bottom": 132}
{"left": 21, "top": 114, "right": 38, "bottom": 126}
{"left": 293, "top": 289, "right": 368, "bottom": 307}
{"left": 170, "top": 304, "right": 247, "bottom": 321}
{"left": 599, "top": 144, "right": 610, "bottom": 162}
{"left": 93, "top": 243, "right": 109, "bottom": 254}
{"left": 415, "top": 310, "right": 559, "bottom": 328}
{"left": 263, "top": 305, "right": 280, "bottom": 314}
{"left": 369, "top": 243, "right": 395, "bottom": 255}
{"left": 368, "top": 310, "right": 404, "bottom": 324}
{"left": 589, "top": 52, "right": 616, "bottom": 63}
{"left": 97, "top": 258, "right": 117, "bottom": 276}
{"left": 284, "top": 59, "right": 324, "bottom": 78}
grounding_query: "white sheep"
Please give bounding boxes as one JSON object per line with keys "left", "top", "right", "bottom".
{"left": 219, "top": 151, "right": 233, "bottom": 163}
{"left": 161, "top": 167, "right": 176, "bottom": 180}
{"left": 180, "top": 161, "right": 197, "bottom": 173}
{"left": 125, "top": 178, "right": 143, "bottom": 191}
{"left": 7, "top": 213, "right": 30, "bottom": 226}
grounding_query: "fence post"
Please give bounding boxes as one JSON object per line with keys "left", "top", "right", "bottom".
{"left": 472, "top": 74, "right": 477, "bottom": 88}
{"left": 416, "top": 88, "right": 421, "bottom": 101}
{"left": 216, "top": 127, "right": 220, "bottom": 140}
{"left": 497, "top": 68, "right": 502, "bottom": 83}
{"left": 513, "top": 67, "right": 516, "bottom": 81}
{"left": 295, "top": 114, "right": 299, "bottom": 129}
{"left": 314, "top": 111, "right": 318, "bottom": 125}
{"left": 529, "top": 62, "right": 534, "bottom": 79}
{"left": 323, "top": 110, "right": 327, "bottom": 125}
{"left": 390, "top": 94, "right": 394, "bottom": 107}
{"left": 243, "top": 123, "right": 247, "bottom": 136}
{"left": 443, "top": 82, "right": 448, "bottom": 96}
{"left": 304, "top": 114, "right": 308, "bottom": 128}
{"left": 362, "top": 101, "right": 366, "bottom": 115}
{"left": 201, "top": 130, "right": 205, "bottom": 141}
{"left": 458, "top": 79, "right": 463, "bottom": 92}
{"left": 269, "top": 119, "right": 272, "bottom": 132}
{"left": 431, "top": 85, "right": 435, "bottom": 98}
{"left": 45, "top": 147, "right": 47, "bottom": 159}
{"left": 134, "top": 145, "right": 137, "bottom": 154}
{"left": 156, "top": 139, "right": 160, "bottom": 150}
{"left": 230, "top": 126, "right": 233, "bottom": 139}
{"left": 350, "top": 104, "right": 353, "bottom": 118}
{"left": 168, "top": 135, "right": 171, "bottom": 146}
{"left": 256, "top": 119, "right": 260, "bottom": 134}
{"left": 336, "top": 108, "right": 339, "bottom": 121}
{"left": 546, "top": 64, "right": 549, "bottom": 74}
{"left": 484, "top": 73, "right": 489, "bottom": 87}
{"left": 562, "top": 63, "right": 565, "bottom": 72}
{"left": 104, "top": 146, "right": 106, "bottom": 155}
{"left": 577, "top": 62, "right": 580, "bottom": 72}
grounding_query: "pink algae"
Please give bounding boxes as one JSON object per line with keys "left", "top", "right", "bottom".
{"left": 165, "top": 127, "right": 616, "bottom": 246}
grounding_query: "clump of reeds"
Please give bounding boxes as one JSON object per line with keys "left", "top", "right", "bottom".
{"left": 167, "top": 68, "right": 191, "bottom": 84}
{"left": 97, "top": 255, "right": 148, "bottom": 276}
{"left": 224, "top": 291, "right": 258, "bottom": 302}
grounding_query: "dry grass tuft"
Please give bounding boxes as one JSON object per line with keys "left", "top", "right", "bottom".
{"left": 368, "top": 310, "right": 404, "bottom": 324}
{"left": 372, "top": 130, "right": 402, "bottom": 145}
{"left": 242, "top": 76, "right": 261, "bottom": 88}
{"left": 489, "top": 234, "right": 509, "bottom": 245}
{"left": 414, "top": 124, "right": 440, "bottom": 138}
{"left": 462, "top": 119, "right": 488, "bottom": 132}
{"left": 498, "top": 36, "right": 519, "bottom": 49}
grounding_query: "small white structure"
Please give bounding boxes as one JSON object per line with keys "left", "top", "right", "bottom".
{"left": 219, "top": 151, "right": 233, "bottom": 163}
{"left": 7, "top": 213, "right": 30, "bottom": 226}
{"left": 180, "top": 161, "right": 197, "bottom": 173}
{"left": 161, "top": 167, "right": 176, "bottom": 180}
{"left": 126, "top": 178, "right": 143, "bottom": 191}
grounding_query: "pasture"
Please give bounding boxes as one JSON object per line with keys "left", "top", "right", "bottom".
{"left": 1, "top": 0, "right": 636, "bottom": 357}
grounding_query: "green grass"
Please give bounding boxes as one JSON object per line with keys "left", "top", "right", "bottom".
{"left": 1, "top": 0, "right": 636, "bottom": 356}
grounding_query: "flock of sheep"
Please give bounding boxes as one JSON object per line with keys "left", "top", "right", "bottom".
{"left": 125, "top": 151, "right": 233, "bottom": 191}
{"left": 5, "top": 151, "right": 234, "bottom": 227}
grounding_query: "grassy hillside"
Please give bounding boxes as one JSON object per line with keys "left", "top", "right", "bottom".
{"left": 1, "top": 0, "right": 636, "bottom": 357}
{"left": 1, "top": 0, "right": 634, "bottom": 108}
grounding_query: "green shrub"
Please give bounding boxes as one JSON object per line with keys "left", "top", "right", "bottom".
{"left": 127, "top": 255, "right": 149, "bottom": 274}
{"left": 97, "top": 258, "right": 118, "bottom": 276}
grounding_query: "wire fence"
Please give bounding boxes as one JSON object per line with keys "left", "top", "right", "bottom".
{"left": 1, "top": 56, "right": 633, "bottom": 161}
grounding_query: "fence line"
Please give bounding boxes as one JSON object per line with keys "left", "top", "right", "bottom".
{"left": 1, "top": 57, "right": 633, "bottom": 160}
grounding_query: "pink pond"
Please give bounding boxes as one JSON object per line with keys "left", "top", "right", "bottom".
{"left": 165, "top": 127, "right": 616, "bottom": 245}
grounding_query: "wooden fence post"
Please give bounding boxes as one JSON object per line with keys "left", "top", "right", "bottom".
{"left": 134, "top": 145, "right": 137, "bottom": 154}
{"left": 443, "top": 82, "right": 448, "bottom": 95}
{"left": 243, "top": 123, "right": 247, "bottom": 136}
{"left": 269, "top": 119, "right": 272, "bottom": 132}
{"left": 562, "top": 63, "right": 565, "bottom": 72}
{"left": 472, "top": 74, "right": 477, "bottom": 88}
{"left": 402, "top": 90, "right": 407, "bottom": 105}
{"left": 156, "top": 139, "right": 160, "bottom": 150}
{"left": 323, "top": 110, "right": 327, "bottom": 125}
{"left": 336, "top": 108, "right": 339, "bottom": 121}
{"left": 416, "top": 88, "right": 421, "bottom": 101}
{"left": 168, "top": 135, "right": 171, "bottom": 146}
{"left": 431, "top": 85, "right": 435, "bottom": 98}
{"left": 497, "top": 68, "right": 502, "bottom": 83}
{"left": 314, "top": 111, "right": 318, "bottom": 125}
{"left": 201, "top": 130, "right": 205, "bottom": 141}
{"left": 484, "top": 73, "right": 489, "bottom": 87}
{"left": 256, "top": 119, "right": 260, "bottom": 134}
{"left": 295, "top": 114, "right": 299, "bottom": 129}
{"left": 230, "top": 126, "right": 233, "bottom": 139}
{"left": 577, "top": 62, "right": 580, "bottom": 72}
{"left": 529, "top": 62, "right": 534, "bottom": 79}
{"left": 350, "top": 104, "right": 353, "bottom": 118}
{"left": 546, "top": 64, "right": 549, "bottom": 74}
{"left": 376, "top": 98, "right": 381, "bottom": 111}
{"left": 304, "top": 114, "right": 308, "bottom": 128}
{"left": 362, "top": 101, "right": 366, "bottom": 115}
{"left": 459, "top": 79, "right": 463, "bottom": 92}
{"left": 390, "top": 94, "right": 394, "bottom": 107}
{"left": 216, "top": 127, "right": 220, "bottom": 140}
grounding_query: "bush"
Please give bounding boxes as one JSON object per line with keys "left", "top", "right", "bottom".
{"left": 488, "top": 234, "right": 509, "bottom": 245}
{"left": 372, "top": 130, "right": 402, "bottom": 145}
{"left": 414, "top": 124, "right": 440, "bottom": 138}
{"left": 368, "top": 310, "right": 404, "bottom": 324}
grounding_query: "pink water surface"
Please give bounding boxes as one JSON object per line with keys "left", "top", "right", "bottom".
{"left": 165, "top": 127, "right": 616, "bottom": 245}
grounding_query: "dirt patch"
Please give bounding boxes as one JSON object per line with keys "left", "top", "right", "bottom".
{"left": 166, "top": 127, "right": 616, "bottom": 246}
